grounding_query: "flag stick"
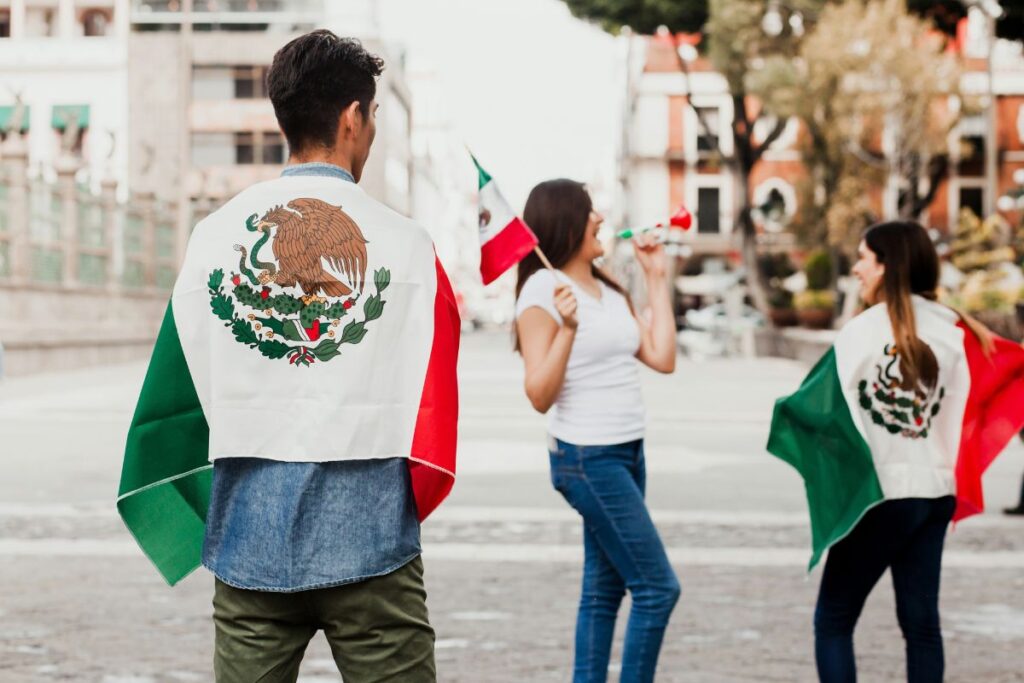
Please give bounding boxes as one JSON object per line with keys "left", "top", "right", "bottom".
{"left": 533, "top": 245, "right": 555, "bottom": 271}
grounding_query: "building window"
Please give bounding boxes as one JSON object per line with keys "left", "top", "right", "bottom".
{"left": 753, "top": 116, "right": 799, "bottom": 152}
{"left": 191, "top": 132, "right": 235, "bottom": 167}
{"left": 81, "top": 9, "right": 113, "bottom": 37}
{"left": 193, "top": 0, "right": 287, "bottom": 10}
{"left": 261, "top": 131, "right": 285, "bottom": 164}
{"left": 697, "top": 187, "right": 721, "bottom": 234}
{"left": 753, "top": 178, "right": 797, "bottom": 232}
{"left": 0, "top": 11, "right": 11, "bottom": 38}
{"left": 959, "top": 186, "right": 984, "bottom": 219}
{"left": 192, "top": 66, "right": 234, "bottom": 99}
{"left": 136, "top": 1, "right": 182, "bottom": 10}
{"left": 233, "top": 66, "right": 269, "bottom": 99}
{"left": 235, "top": 132, "right": 256, "bottom": 163}
{"left": 956, "top": 115, "right": 985, "bottom": 177}
{"left": 234, "top": 131, "right": 285, "bottom": 165}
{"left": 695, "top": 107, "right": 720, "bottom": 155}
{"left": 25, "top": 7, "right": 57, "bottom": 37}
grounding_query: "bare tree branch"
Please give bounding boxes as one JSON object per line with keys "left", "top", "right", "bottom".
{"left": 672, "top": 43, "right": 734, "bottom": 164}
{"left": 752, "top": 116, "right": 788, "bottom": 164}
{"left": 910, "top": 154, "right": 949, "bottom": 218}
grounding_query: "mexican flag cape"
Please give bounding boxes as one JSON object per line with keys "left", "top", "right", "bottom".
{"left": 471, "top": 154, "right": 538, "bottom": 285}
{"left": 768, "top": 297, "right": 1024, "bottom": 570}
{"left": 117, "top": 175, "right": 460, "bottom": 585}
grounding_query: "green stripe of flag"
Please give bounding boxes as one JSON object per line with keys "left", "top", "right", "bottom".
{"left": 469, "top": 153, "right": 492, "bottom": 190}
{"left": 117, "top": 303, "right": 211, "bottom": 585}
{"left": 766, "top": 347, "right": 884, "bottom": 570}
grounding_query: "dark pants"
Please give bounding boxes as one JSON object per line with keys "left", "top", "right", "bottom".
{"left": 550, "top": 438, "right": 681, "bottom": 683}
{"left": 212, "top": 556, "right": 435, "bottom": 682}
{"left": 815, "top": 496, "right": 956, "bottom": 683}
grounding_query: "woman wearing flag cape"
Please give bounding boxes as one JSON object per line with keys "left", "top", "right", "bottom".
{"left": 514, "top": 179, "right": 679, "bottom": 683}
{"left": 767, "top": 221, "right": 1024, "bottom": 683}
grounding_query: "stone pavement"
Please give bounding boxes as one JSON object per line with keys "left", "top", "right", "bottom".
{"left": 1, "top": 332, "right": 1023, "bottom": 682}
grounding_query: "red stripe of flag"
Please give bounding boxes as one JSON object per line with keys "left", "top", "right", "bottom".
{"left": 480, "top": 217, "right": 538, "bottom": 285}
{"left": 408, "top": 254, "right": 461, "bottom": 520}
{"left": 954, "top": 323, "right": 1024, "bottom": 521}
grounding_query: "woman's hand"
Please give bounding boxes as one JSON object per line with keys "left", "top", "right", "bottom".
{"left": 631, "top": 234, "right": 676, "bottom": 374}
{"left": 518, "top": 281, "right": 579, "bottom": 413}
{"left": 554, "top": 283, "right": 579, "bottom": 330}
{"left": 632, "top": 234, "right": 667, "bottom": 280}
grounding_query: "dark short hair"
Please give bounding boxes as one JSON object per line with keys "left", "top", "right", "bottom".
{"left": 267, "top": 30, "right": 384, "bottom": 154}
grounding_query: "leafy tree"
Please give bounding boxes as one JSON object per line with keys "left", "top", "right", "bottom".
{"left": 564, "top": 0, "right": 1022, "bottom": 40}
{"left": 907, "top": 0, "right": 1024, "bottom": 41}
{"left": 561, "top": 0, "right": 827, "bottom": 313}
{"left": 781, "top": 0, "right": 965, "bottom": 253}
{"left": 562, "top": 0, "right": 708, "bottom": 34}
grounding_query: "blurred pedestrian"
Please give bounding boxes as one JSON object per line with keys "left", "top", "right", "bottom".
{"left": 1003, "top": 430, "right": 1024, "bottom": 516}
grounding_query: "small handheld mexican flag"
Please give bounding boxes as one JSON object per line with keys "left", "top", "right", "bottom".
{"left": 767, "top": 298, "right": 1024, "bottom": 570}
{"left": 470, "top": 153, "right": 538, "bottom": 285}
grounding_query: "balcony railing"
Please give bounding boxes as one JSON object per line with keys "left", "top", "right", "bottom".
{"left": 0, "top": 142, "right": 180, "bottom": 293}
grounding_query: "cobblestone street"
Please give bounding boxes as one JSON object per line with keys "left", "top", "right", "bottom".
{"left": 2, "top": 332, "right": 1023, "bottom": 681}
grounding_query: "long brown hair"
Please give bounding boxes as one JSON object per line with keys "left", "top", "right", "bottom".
{"left": 514, "top": 179, "right": 629, "bottom": 352}
{"left": 862, "top": 221, "right": 993, "bottom": 392}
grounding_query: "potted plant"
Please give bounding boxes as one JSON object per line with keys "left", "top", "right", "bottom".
{"left": 759, "top": 253, "right": 798, "bottom": 328}
{"left": 768, "top": 289, "right": 798, "bottom": 327}
{"left": 796, "top": 250, "right": 835, "bottom": 329}
{"left": 795, "top": 290, "right": 837, "bottom": 329}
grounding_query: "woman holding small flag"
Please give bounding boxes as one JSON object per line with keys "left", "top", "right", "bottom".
{"left": 767, "top": 221, "right": 1024, "bottom": 683}
{"left": 514, "top": 179, "right": 679, "bottom": 683}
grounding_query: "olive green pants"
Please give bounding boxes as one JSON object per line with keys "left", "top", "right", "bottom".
{"left": 212, "top": 557, "right": 435, "bottom": 683}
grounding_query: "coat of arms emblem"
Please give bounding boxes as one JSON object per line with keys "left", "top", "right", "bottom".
{"left": 207, "top": 198, "right": 390, "bottom": 367}
{"left": 858, "top": 344, "right": 945, "bottom": 439}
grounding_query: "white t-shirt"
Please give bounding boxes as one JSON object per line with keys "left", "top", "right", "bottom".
{"left": 515, "top": 269, "right": 646, "bottom": 445}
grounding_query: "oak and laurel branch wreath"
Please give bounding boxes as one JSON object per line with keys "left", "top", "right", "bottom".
{"left": 207, "top": 267, "right": 391, "bottom": 367}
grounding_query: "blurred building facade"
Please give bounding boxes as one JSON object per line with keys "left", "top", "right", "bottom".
{"left": 0, "top": 0, "right": 130, "bottom": 190}
{"left": 127, "top": 0, "right": 415, "bottom": 224}
{"left": 0, "top": 0, "right": 440, "bottom": 375}
{"left": 622, "top": 10, "right": 1024, "bottom": 255}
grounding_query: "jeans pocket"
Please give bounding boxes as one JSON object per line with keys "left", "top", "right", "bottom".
{"left": 549, "top": 438, "right": 583, "bottom": 496}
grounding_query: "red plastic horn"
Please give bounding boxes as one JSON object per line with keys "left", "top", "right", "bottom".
{"left": 669, "top": 205, "right": 693, "bottom": 230}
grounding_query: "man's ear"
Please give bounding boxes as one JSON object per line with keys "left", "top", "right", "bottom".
{"left": 339, "top": 101, "right": 362, "bottom": 139}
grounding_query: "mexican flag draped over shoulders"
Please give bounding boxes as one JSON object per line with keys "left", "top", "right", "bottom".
{"left": 768, "top": 297, "right": 1024, "bottom": 570}
{"left": 471, "top": 155, "right": 537, "bottom": 285}
{"left": 118, "top": 175, "right": 460, "bottom": 585}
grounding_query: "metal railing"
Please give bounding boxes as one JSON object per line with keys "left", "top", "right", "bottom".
{"left": 0, "top": 146, "right": 180, "bottom": 294}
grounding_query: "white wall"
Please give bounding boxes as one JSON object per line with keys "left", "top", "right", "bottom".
{"left": 631, "top": 94, "right": 668, "bottom": 159}
{"left": 627, "top": 160, "right": 670, "bottom": 228}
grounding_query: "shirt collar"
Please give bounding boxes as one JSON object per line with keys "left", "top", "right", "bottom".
{"left": 281, "top": 162, "right": 354, "bottom": 183}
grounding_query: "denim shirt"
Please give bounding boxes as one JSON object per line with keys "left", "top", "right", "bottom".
{"left": 201, "top": 162, "right": 421, "bottom": 592}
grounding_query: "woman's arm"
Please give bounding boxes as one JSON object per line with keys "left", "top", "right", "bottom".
{"left": 633, "top": 237, "right": 677, "bottom": 374}
{"left": 517, "top": 284, "right": 578, "bottom": 413}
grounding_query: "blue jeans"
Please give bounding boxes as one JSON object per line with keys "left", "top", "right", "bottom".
{"left": 549, "top": 438, "right": 681, "bottom": 683}
{"left": 815, "top": 496, "right": 956, "bottom": 683}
